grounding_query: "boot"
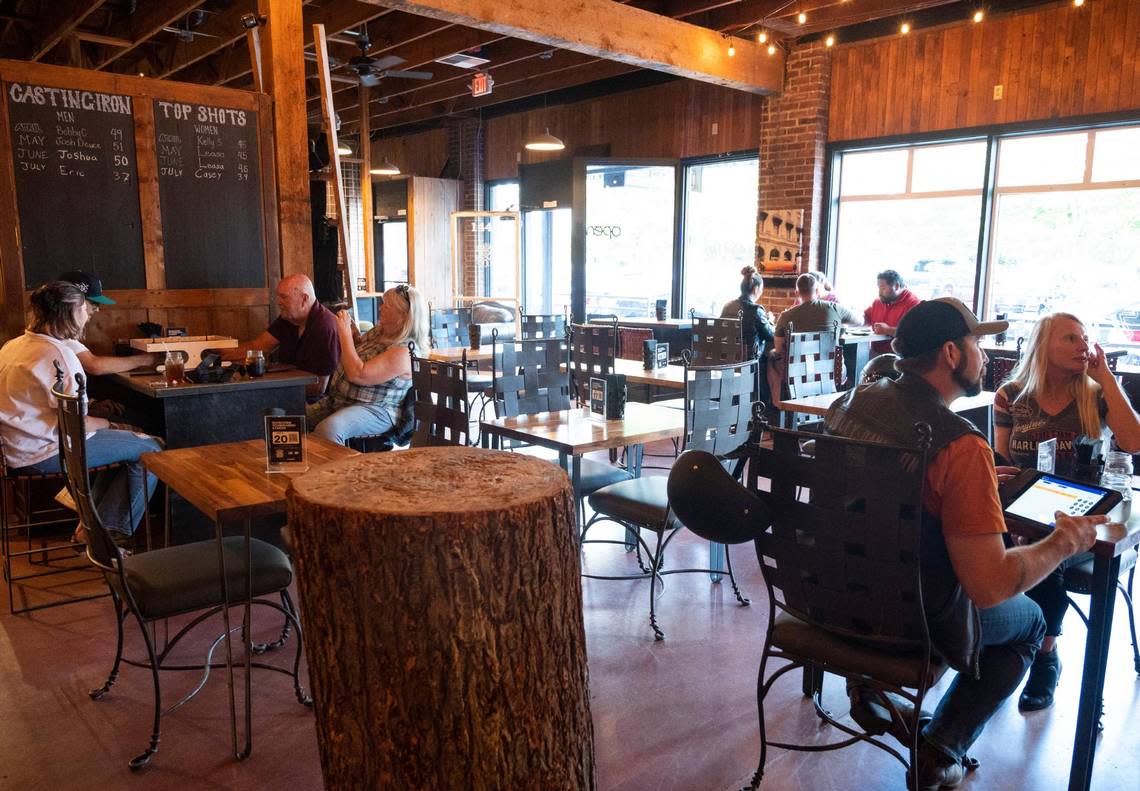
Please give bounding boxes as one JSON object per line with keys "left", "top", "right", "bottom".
{"left": 1019, "top": 648, "right": 1061, "bottom": 711}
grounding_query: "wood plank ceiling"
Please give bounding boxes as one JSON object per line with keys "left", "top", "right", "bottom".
{"left": 0, "top": 0, "right": 1064, "bottom": 138}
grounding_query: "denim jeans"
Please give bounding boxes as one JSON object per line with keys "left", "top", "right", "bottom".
{"left": 307, "top": 401, "right": 397, "bottom": 445}
{"left": 923, "top": 593, "right": 1046, "bottom": 760}
{"left": 16, "top": 429, "right": 162, "bottom": 536}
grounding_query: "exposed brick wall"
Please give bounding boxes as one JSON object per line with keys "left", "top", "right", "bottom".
{"left": 447, "top": 118, "right": 484, "bottom": 296}
{"left": 759, "top": 41, "right": 832, "bottom": 275}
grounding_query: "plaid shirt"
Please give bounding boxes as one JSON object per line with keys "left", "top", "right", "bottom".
{"left": 326, "top": 330, "right": 412, "bottom": 412}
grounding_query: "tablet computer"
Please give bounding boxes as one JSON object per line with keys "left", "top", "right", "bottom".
{"left": 1000, "top": 469, "right": 1122, "bottom": 531}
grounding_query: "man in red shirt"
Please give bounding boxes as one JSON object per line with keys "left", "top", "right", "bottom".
{"left": 864, "top": 269, "right": 922, "bottom": 354}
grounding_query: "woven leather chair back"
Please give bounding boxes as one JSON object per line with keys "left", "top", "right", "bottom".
{"left": 410, "top": 355, "right": 470, "bottom": 447}
{"left": 691, "top": 315, "right": 744, "bottom": 365}
{"left": 786, "top": 323, "right": 840, "bottom": 400}
{"left": 618, "top": 326, "right": 654, "bottom": 361}
{"left": 492, "top": 336, "right": 572, "bottom": 418}
{"left": 745, "top": 422, "right": 933, "bottom": 645}
{"left": 429, "top": 307, "right": 471, "bottom": 349}
{"left": 519, "top": 312, "right": 567, "bottom": 341}
{"left": 569, "top": 323, "right": 616, "bottom": 401}
{"left": 683, "top": 358, "right": 759, "bottom": 458}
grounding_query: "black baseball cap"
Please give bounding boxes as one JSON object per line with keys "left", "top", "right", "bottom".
{"left": 58, "top": 270, "right": 115, "bottom": 305}
{"left": 892, "top": 298, "right": 1008, "bottom": 358}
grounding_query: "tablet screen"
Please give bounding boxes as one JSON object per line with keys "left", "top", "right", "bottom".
{"left": 1005, "top": 475, "right": 1110, "bottom": 526}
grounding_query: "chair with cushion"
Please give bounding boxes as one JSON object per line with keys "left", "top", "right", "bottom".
{"left": 410, "top": 353, "right": 470, "bottom": 447}
{"left": 491, "top": 334, "right": 631, "bottom": 516}
{"left": 1065, "top": 551, "right": 1140, "bottom": 678}
{"left": 706, "top": 419, "right": 945, "bottom": 791}
{"left": 346, "top": 386, "right": 416, "bottom": 453}
{"left": 53, "top": 371, "right": 308, "bottom": 770}
{"left": 580, "top": 357, "right": 759, "bottom": 639}
{"left": 690, "top": 311, "right": 745, "bottom": 365}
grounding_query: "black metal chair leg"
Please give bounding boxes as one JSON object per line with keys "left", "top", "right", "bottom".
{"left": 1123, "top": 568, "right": 1140, "bottom": 674}
{"left": 648, "top": 532, "right": 666, "bottom": 641}
{"left": 724, "top": 545, "right": 750, "bottom": 606}
{"left": 128, "top": 610, "right": 162, "bottom": 771}
{"left": 252, "top": 591, "right": 293, "bottom": 654}
{"left": 90, "top": 592, "right": 126, "bottom": 700}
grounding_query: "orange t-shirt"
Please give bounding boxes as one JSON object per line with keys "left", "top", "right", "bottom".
{"left": 923, "top": 433, "right": 1007, "bottom": 538}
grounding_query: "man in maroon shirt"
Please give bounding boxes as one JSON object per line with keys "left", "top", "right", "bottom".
{"left": 225, "top": 274, "right": 339, "bottom": 400}
{"left": 864, "top": 269, "right": 922, "bottom": 354}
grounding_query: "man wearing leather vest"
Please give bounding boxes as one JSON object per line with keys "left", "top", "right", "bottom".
{"left": 825, "top": 298, "right": 1104, "bottom": 791}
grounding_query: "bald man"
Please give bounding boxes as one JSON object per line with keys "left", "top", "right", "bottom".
{"left": 225, "top": 274, "right": 339, "bottom": 399}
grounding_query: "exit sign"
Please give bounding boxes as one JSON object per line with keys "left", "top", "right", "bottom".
{"left": 470, "top": 72, "right": 493, "bottom": 97}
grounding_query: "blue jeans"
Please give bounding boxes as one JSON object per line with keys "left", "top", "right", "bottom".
{"left": 923, "top": 593, "right": 1046, "bottom": 761}
{"left": 17, "top": 430, "right": 162, "bottom": 536}
{"left": 307, "top": 400, "right": 397, "bottom": 445}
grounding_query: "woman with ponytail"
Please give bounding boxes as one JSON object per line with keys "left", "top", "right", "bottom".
{"left": 721, "top": 265, "right": 776, "bottom": 404}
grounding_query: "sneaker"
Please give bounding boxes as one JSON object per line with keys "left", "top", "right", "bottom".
{"left": 1019, "top": 649, "right": 1061, "bottom": 711}
{"left": 907, "top": 741, "right": 965, "bottom": 791}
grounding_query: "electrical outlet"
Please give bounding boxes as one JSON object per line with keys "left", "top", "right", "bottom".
{"left": 711, "top": 122, "right": 719, "bottom": 135}
{"left": 993, "top": 84, "right": 1004, "bottom": 100}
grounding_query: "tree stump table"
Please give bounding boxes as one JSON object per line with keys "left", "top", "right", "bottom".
{"left": 287, "top": 446, "right": 595, "bottom": 791}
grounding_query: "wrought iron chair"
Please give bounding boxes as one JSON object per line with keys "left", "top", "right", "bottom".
{"left": 716, "top": 420, "right": 946, "bottom": 790}
{"left": 985, "top": 337, "right": 1024, "bottom": 392}
{"left": 569, "top": 322, "right": 617, "bottom": 404}
{"left": 490, "top": 334, "right": 631, "bottom": 516}
{"left": 1, "top": 433, "right": 111, "bottom": 614}
{"left": 779, "top": 322, "right": 842, "bottom": 429}
{"left": 1065, "top": 553, "right": 1140, "bottom": 677}
{"left": 410, "top": 353, "right": 471, "bottom": 447}
{"left": 690, "top": 310, "right": 745, "bottom": 365}
{"left": 580, "top": 358, "right": 759, "bottom": 639}
{"left": 617, "top": 326, "right": 654, "bottom": 361}
{"left": 429, "top": 307, "right": 472, "bottom": 349}
{"left": 345, "top": 386, "right": 416, "bottom": 453}
{"left": 53, "top": 370, "right": 308, "bottom": 770}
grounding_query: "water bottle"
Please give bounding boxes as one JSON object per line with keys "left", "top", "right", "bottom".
{"left": 1101, "top": 451, "right": 1133, "bottom": 521}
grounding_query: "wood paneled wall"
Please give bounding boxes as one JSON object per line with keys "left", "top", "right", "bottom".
{"left": 484, "top": 79, "right": 764, "bottom": 180}
{"left": 370, "top": 127, "right": 449, "bottom": 179}
{"left": 829, "top": 0, "right": 1140, "bottom": 142}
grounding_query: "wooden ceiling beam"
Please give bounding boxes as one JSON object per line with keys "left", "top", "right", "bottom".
{"left": 363, "top": 57, "right": 638, "bottom": 131}
{"left": 28, "top": 0, "right": 105, "bottom": 62}
{"left": 92, "top": 0, "right": 205, "bottom": 70}
{"left": 74, "top": 30, "right": 133, "bottom": 48}
{"left": 763, "top": 0, "right": 963, "bottom": 36}
{"left": 123, "top": 0, "right": 258, "bottom": 77}
{"left": 363, "top": 0, "right": 783, "bottom": 94}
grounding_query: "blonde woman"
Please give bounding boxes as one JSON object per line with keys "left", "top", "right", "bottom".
{"left": 993, "top": 312, "right": 1140, "bottom": 710}
{"left": 307, "top": 284, "right": 430, "bottom": 445}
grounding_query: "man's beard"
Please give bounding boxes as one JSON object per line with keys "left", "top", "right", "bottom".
{"left": 880, "top": 292, "right": 899, "bottom": 304}
{"left": 952, "top": 356, "right": 983, "bottom": 397}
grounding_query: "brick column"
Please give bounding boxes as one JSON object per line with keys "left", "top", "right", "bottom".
{"left": 759, "top": 41, "right": 832, "bottom": 282}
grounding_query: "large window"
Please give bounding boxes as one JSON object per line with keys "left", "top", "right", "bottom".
{"left": 583, "top": 163, "right": 675, "bottom": 319}
{"left": 682, "top": 156, "right": 759, "bottom": 317}
{"left": 828, "top": 122, "right": 1140, "bottom": 366}
{"left": 831, "top": 141, "right": 986, "bottom": 315}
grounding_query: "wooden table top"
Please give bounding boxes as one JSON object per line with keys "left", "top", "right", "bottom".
{"left": 778, "top": 389, "right": 996, "bottom": 417}
{"left": 480, "top": 402, "right": 684, "bottom": 455}
{"left": 142, "top": 436, "right": 359, "bottom": 522}
{"left": 840, "top": 328, "right": 891, "bottom": 345}
{"left": 428, "top": 346, "right": 493, "bottom": 364}
{"left": 613, "top": 358, "right": 685, "bottom": 389}
{"left": 598, "top": 317, "right": 692, "bottom": 330}
{"left": 113, "top": 368, "right": 316, "bottom": 399}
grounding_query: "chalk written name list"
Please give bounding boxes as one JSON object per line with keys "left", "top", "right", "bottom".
{"left": 153, "top": 100, "right": 264, "bottom": 289}
{"left": 5, "top": 82, "right": 145, "bottom": 288}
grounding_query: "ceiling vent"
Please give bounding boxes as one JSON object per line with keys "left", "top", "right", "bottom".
{"left": 435, "top": 52, "right": 490, "bottom": 69}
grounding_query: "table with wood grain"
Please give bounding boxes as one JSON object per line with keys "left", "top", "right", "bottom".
{"left": 140, "top": 436, "right": 359, "bottom": 759}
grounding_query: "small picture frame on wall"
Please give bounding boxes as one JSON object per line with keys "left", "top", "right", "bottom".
{"left": 756, "top": 209, "right": 803, "bottom": 274}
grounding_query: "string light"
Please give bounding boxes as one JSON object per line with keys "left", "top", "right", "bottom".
{"left": 900, "top": 22, "right": 911, "bottom": 34}
{"left": 973, "top": 10, "right": 984, "bottom": 22}
{"left": 798, "top": 12, "right": 807, "bottom": 24}
{"left": 758, "top": 31, "right": 767, "bottom": 44}
{"left": 728, "top": 42, "right": 736, "bottom": 56}
{"left": 768, "top": 44, "right": 777, "bottom": 56}
{"left": 825, "top": 34, "right": 835, "bottom": 47}
{"left": 1073, "top": 0, "right": 1084, "bottom": 6}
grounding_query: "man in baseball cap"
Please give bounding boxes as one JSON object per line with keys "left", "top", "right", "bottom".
{"left": 56, "top": 270, "right": 157, "bottom": 376}
{"left": 824, "top": 297, "right": 1102, "bottom": 790}
{"left": 58, "top": 270, "right": 115, "bottom": 305}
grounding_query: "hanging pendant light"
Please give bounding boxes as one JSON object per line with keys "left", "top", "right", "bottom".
{"left": 524, "top": 127, "right": 565, "bottom": 151}
{"left": 336, "top": 140, "right": 352, "bottom": 156}
{"left": 369, "top": 156, "right": 400, "bottom": 175}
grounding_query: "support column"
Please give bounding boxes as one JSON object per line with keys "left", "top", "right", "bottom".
{"left": 259, "top": 0, "right": 313, "bottom": 280}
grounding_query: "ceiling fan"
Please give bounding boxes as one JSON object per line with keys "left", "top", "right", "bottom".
{"left": 344, "top": 28, "right": 432, "bottom": 87}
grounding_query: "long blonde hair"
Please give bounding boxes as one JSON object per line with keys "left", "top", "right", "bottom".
{"left": 1008, "top": 312, "right": 1102, "bottom": 437}
{"left": 380, "top": 285, "right": 430, "bottom": 354}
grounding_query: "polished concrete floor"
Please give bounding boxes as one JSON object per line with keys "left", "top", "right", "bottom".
{"left": 3, "top": 450, "right": 1139, "bottom": 790}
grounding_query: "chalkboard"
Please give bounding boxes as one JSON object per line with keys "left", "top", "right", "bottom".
{"left": 153, "top": 100, "right": 264, "bottom": 289}
{"left": 5, "top": 81, "right": 145, "bottom": 289}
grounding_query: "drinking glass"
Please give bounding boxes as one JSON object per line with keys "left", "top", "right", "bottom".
{"left": 163, "top": 351, "right": 185, "bottom": 386}
{"left": 1101, "top": 450, "right": 1133, "bottom": 519}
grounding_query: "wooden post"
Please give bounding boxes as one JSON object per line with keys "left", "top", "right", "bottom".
{"left": 287, "top": 447, "right": 596, "bottom": 791}
{"left": 359, "top": 84, "right": 374, "bottom": 293}
{"left": 258, "top": 0, "right": 312, "bottom": 281}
